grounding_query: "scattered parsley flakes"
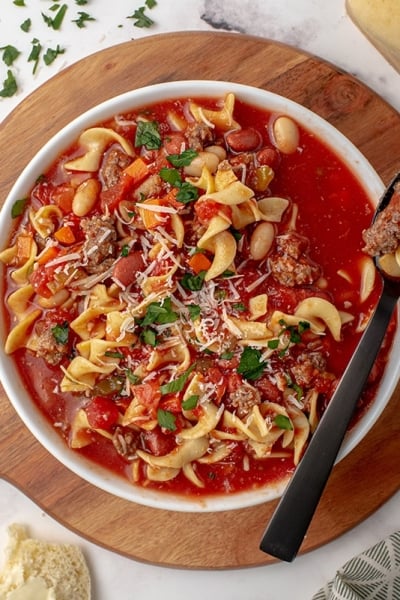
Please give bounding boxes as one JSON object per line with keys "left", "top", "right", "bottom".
{"left": 20, "top": 18, "right": 31, "bottom": 33}
{"left": 42, "top": 3, "right": 68, "bottom": 30}
{"left": 75, "top": 0, "right": 89, "bottom": 5}
{"left": 127, "top": 6, "right": 154, "bottom": 28}
{"left": 13, "top": 0, "right": 26, "bottom": 6}
{"left": 0, "top": 70, "right": 18, "bottom": 98}
{"left": 28, "top": 38, "right": 42, "bottom": 74}
{"left": 43, "top": 44, "right": 65, "bottom": 66}
{"left": 72, "top": 11, "right": 95, "bottom": 28}
{"left": 1, "top": 45, "right": 21, "bottom": 67}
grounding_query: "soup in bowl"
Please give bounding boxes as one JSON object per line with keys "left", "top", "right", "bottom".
{"left": 0, "top": 81, "right": 398, "bottom": 512}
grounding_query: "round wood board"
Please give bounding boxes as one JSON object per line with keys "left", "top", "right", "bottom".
{"left": 0, "top": 32, "right": 400, "bottom": 569}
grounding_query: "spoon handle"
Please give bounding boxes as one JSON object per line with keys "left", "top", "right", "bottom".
{"left": 259, "top": 284, "right": 398, "bottom": 562}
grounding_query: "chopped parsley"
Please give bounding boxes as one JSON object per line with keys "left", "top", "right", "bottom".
{"left": 127, "top": 6, "right": 154, "bottom": 28}
{"left": 42, "top": 4, "right": 68, "bottom": 30}
{"left": 187, "top": 304, "right": 201, "bottom": 320}
{"left": 140, "top": 297, "right": 178, "bottom": 327}
{"left": 0, "top": 71, "right": 18, "bottom": 98}
{"left": 237, "top": 347, "right": 267, "bottom": 381}
{"left": 28, "top": 38, "right": 42, "bottom": 74}
{"left": 157, "top": 408, "right": 176, "bottom": 431}
{"left": 181, "top": 270, "right": 206, "bottom": 291}
{"left": 159, "top": 168, "right": 199, "bottom": 204}
{"left": 274, "top": 414, "right": 293, "bottom": 431}
{"left": 182, "top": 394, "right": 199, "bottom": 410}
{"left": 135, "top": 120, "right": 161, "bottom": 150}
{"left": 167, "top": 149, "right": 198, "bottom": 167}
{"left": 72, "top": 11, "right": 96, "bottom": 28}
{"left": 51, "top": 321, "right": 69, "bottom": 345}
{"left": 20, "top": 18, "right": 31, "bottom": 33}
{"left": 160, "top": 364, "right": 195, "bottom": 395}
{"left": 1, "top": 45, "right": 20, "bottom": 67}
{"left": 43, "top": 45, "right": 65, "bottom": 66}
{"left": 11, "top": 198, "right": 27, "bottom": 218}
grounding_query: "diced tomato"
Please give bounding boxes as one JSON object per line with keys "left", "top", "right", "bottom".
{"left": 100, "top": 173, "right": 135, "bottom": 212}
{"left": 85, "top": 396, "right": 120, "bottom": 430}
{"left": 194, "top": 199, "right": 232, "bottom": 225}
{"left": 133, "top": 382, "right": 161, "bottom": 411}
{"left": 226, "top": 372, "right": 243, "bottom": 393}
{"left": 29, "top": 263, "right": 58, "bottom": 298}
{"left": 205, "top": 367, "right": 226, "bottom": 403}
{"left": 163, "top": 132, "right": 187, "bottom": 156}
{"left": 159, "top": 394, "right": 181, "bottom": 413}
{"left": 51, "top": 184, "right": 75, "bottom": 214}
{"left": 142, "top": 427, "right": 176, "bottom": 456}
{"left": 112, "top": 251, "right": 145, "bottom": 287}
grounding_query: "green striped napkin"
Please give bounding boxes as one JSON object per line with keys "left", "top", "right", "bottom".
{"left": 312, "top": 531, "right": 400, "bottom": 599}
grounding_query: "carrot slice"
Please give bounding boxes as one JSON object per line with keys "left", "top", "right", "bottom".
{"left": 54, "top": 225, "right": 76, "bottom": 245}
{"left": 123, "top": 157, "right": 149, "bottom": 185}
{"left": 188, "top": 252, "right": 212, "bottom": 274}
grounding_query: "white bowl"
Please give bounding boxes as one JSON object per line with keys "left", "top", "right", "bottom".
{"left": 0, "top": 80, "right": 398, "bottom": 512}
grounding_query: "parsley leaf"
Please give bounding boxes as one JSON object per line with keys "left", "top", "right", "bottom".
{"left": 135, "top": 120, "right": 161, "bottom": 150}
{"left": 237, "top": 347, "right": 266, "bottom": 381}
{"left": 1, "top": 45, "right": 21, "bottom": 67}
{"left": 157, "top": 408, "right": 176, "bottom": 431}
{"left": 51, "top": 321, "right": 69, "bottom": 345}
{"left": 42, "top": 4, "right": 68, "bottom": 30}
{"left": 0, "top": 70, "right": 18, "bottom": 98}
{"left": 187, "top": 304, "right": 201, "bottom": 320}
{"left": 11, "top": 198, "right": 27, "bottom": 218}
{"left": 75, "top": 0, "right": 89, "bottom": 5}
{"left": 167, "top": 149, "right": 198, "bottom": 167}
{"left": 28, "top": 38, "right": 42, "bottom": 74}
{"left": 181, "top": 270, "right": 206, "bottom": 291}
{"left": 146, "top": 0, "right": 157, "bottom": 8}
{"left": 159, "top": 168, "right": 199, "bottom": 204}
{"left": 140, "top": 328, "right": 157, "bottom": 346}
{"left": 72, "top": 11, "right": 96, "bottom": 28}
{"left": 274, "top": 414, "right": 293, "bottom": 430}
{"left": 182, "top": 394, "right": 199, "bottom": 410}
{"left": 160, "top": 364, "right": 195, "bottom": 395}
{"left": 140, "top": 297, "right": 178, "bottom": 326}
{"left": 128, "top": 6, "right": 154, "bottom": 28}
{"left": 20, "top": 18, "right": 31, "bottom": 33}
{"left": 43, "top": 45, "right": 65, "bottom": 66}
{"left": 13, "top": 0, "right": 26, "bottom": 6}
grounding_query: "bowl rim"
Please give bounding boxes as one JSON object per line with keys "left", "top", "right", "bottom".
{"left": 0, "top": 79, "right": 397, "bottom": 512}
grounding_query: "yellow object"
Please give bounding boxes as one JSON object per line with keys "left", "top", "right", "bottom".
{"left": 346, "top": 0, "right": 400, "bottom": 72}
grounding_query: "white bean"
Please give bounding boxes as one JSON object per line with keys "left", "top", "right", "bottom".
{"left": 184, "top": 151, "right": 220, "bottom": 177}
{"left": 272, "top": 116, "right": 300, "bottom": 154}
{"left": 72, "top": 178, "right": 101, "bottom": 217}
{"left": 204, "top": 145, "right": 227, "bottom": 161}
{"left": 250, "top": 222, "right": 275, "bottom": 260}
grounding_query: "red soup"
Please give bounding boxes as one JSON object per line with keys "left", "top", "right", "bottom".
{"left": 0, "top": 93, "right": 395, "bottom": 498}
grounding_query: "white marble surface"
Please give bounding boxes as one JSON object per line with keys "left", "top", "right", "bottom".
{"left": 0, "top": 1, "right": 399, "bottom": 598}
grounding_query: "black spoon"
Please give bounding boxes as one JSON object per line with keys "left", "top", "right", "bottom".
{"left": 259, "top": 171, "right": 400, "bottom": 562}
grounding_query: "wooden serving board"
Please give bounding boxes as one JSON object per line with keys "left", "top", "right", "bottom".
{"left": 0, "top": 32, "right": 400, "bottom": 569}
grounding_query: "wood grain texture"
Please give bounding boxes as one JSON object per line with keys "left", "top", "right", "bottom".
{"left": 0, "top": 32, "right": 399, "bottom": 569}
